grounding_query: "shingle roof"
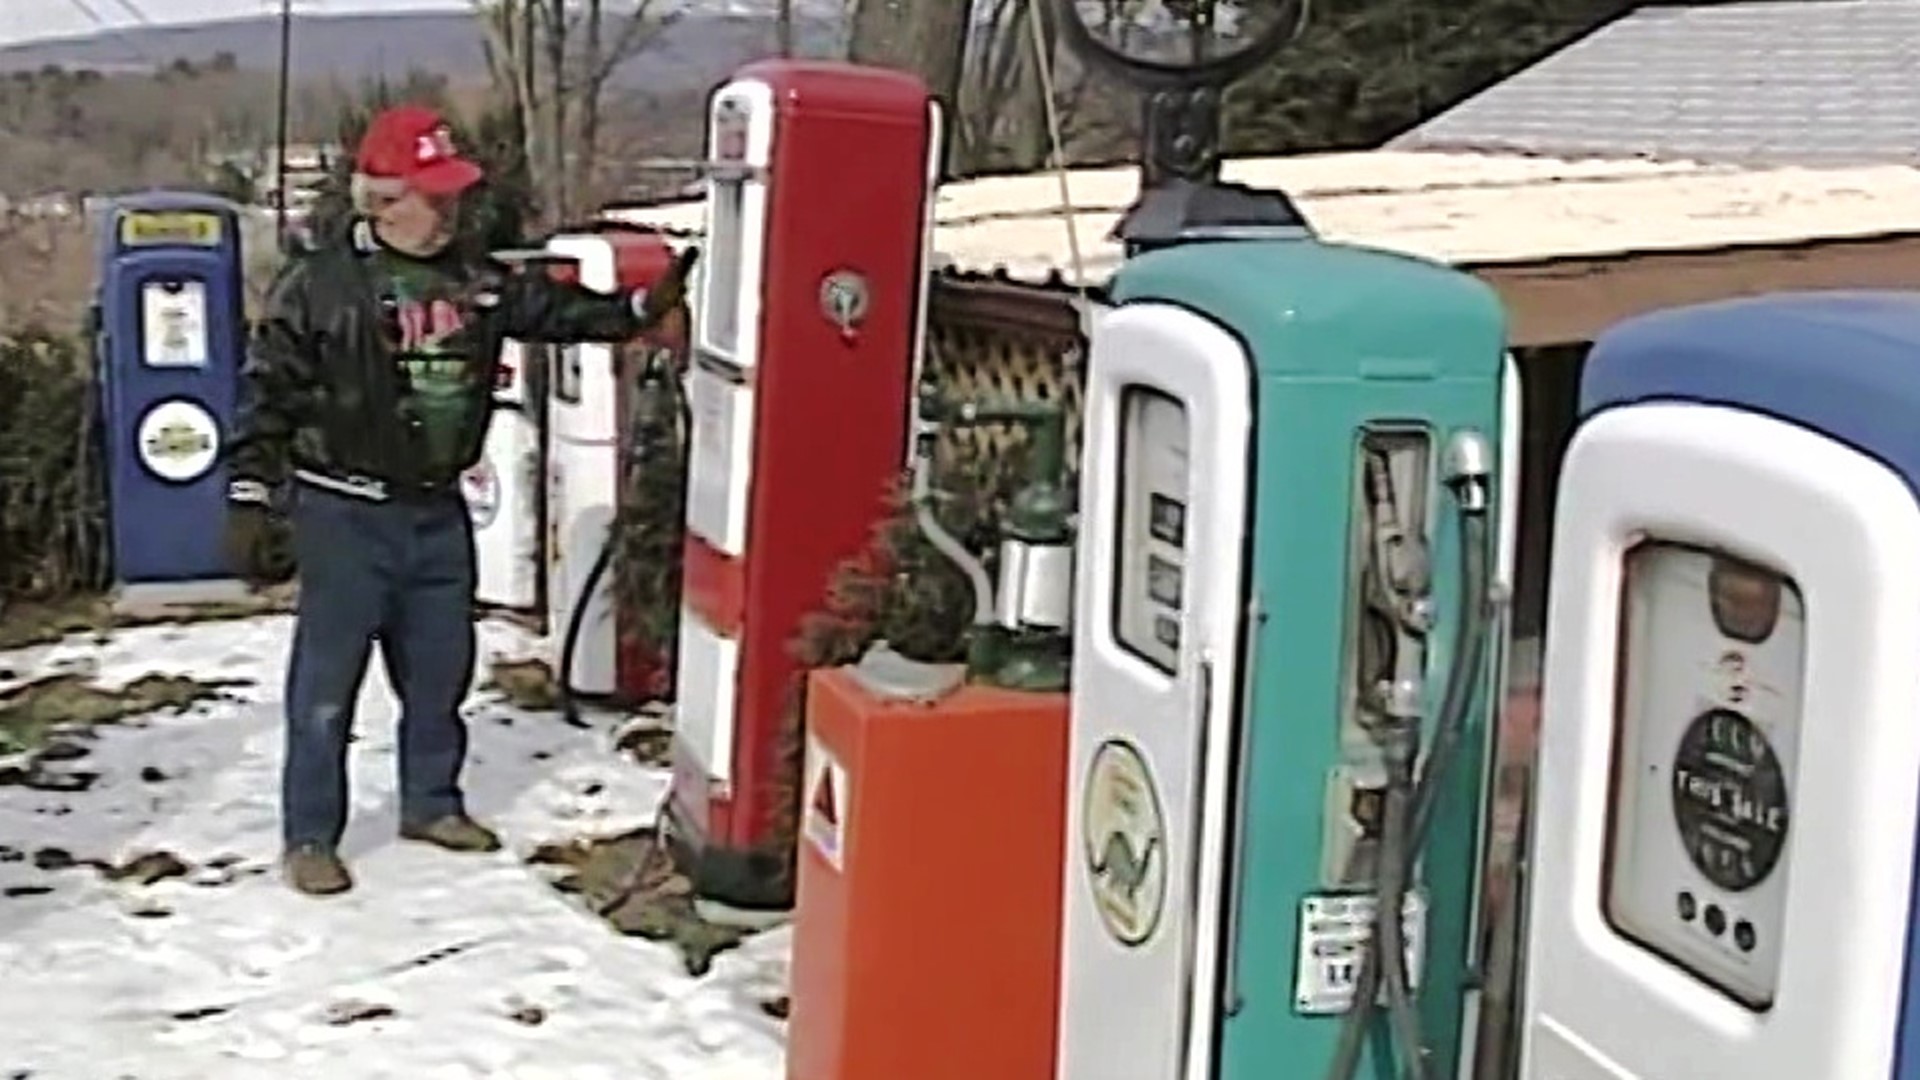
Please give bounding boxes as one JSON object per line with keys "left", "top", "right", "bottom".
{"left": 1392, "top": 0, "right": 1920, "bottom": 165}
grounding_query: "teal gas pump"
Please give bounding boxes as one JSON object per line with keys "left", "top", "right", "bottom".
{"left": 1047, "top": 6, "right": 1515, "bottom": 1078}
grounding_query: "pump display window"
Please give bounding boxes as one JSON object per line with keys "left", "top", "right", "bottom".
{"left": 140, "top": 278, "right": 210, "bottom": 368}
{"left": 1112, "top": 386, "right": 1189, "bottom": 675}
{"left": 1602, "top": 541, "right": 1804, "bottom": 1011}
{"left": 701, "top": 178, "right": 745, "bottom": 357}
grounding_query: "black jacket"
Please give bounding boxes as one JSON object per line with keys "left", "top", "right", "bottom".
{"left": 227, "top": 221, "right": 654, "bottom": 505}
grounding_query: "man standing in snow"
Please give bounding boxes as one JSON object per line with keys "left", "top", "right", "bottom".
{"left": 223, "top": 104, "right": 695, "bottom": 897}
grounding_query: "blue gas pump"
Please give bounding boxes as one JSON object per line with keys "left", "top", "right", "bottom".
{"left": 1520, "top": 291, "right": 1920, "bottom": 1079}
{"left": 93, "top": 192, "right": 248, "bottom": 605}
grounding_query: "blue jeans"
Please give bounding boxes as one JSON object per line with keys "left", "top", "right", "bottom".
{"left": 282, "top": 483, "right": 476, "bottom": 850}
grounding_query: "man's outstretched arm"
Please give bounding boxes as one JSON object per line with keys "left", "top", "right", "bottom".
{"left": 494, "top": 246, "right": 699, "bottom": 345}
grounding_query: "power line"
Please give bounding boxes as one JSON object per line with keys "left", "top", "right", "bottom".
{"left": 61, "top": 0, "right": 154, "bottom": 64}
{"left": 102, "top": 0, "right": 156, "bottom": 29}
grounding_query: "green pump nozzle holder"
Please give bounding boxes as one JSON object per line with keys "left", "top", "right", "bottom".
{"left": 910, "top": 383, "right": 1076, "bottom": 692}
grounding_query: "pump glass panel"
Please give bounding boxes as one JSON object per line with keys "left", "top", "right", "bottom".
{"left": 1604, "top": 542, "right": 1803, "bottom": 1011}
{"left": 140, "top": 279, "right": 210, "bottom": 368}
{"left": 1112, "top": 386, "right": 1189, "bottom": 674}
{"left": 701, "top": 179, "right": 745, "bottom": 358}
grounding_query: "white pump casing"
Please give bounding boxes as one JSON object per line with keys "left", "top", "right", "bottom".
{"left": 542, "top": 232, "right": 625, "bottom": 696}
{"left": 467, "top": 335, "right": 543, "bottom": 611}
{"left": 1059, "top": 301, "right": 1254, "bottom": 1080}
{"left": 1521, "top": 402, "right": 1920, "bottom": 1080}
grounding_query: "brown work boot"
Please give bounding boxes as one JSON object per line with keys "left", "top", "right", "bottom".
{"left": 400, "top": 814, "right": 503, "bottom": 853}
{"left": 282, "top": 844, "right": 353, "bottom": 897}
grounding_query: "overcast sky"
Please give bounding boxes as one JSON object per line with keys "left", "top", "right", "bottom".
{"left": 0, "top": 0, "right": 471, "bottom": 48}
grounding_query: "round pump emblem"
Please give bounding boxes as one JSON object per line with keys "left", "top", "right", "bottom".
{"left": 461, "top": 457, "right": 500, "bottom": 529}
{"left": 135, "top": 398, "right": 220, "bottom": 484}
{"left": 819, "top": 270, "right": 870, "bottom": 334}
{"left": 1082, "top": 738, "right": 1168, "bottom": 947}
{"left": 1671, "top": 706, "right": 1790, "bottom": 892}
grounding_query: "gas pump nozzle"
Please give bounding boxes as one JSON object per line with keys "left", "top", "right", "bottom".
{"left": 1327, "top": 428, "right": 1497, "bottom": 1080}
{"left": 911, "top": 383, "right": 1076, "bottom": 692}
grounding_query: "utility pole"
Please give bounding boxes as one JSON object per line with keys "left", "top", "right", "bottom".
{"left": 274, "top": 0, "right": 293, "bottom": 250}
{"left": 777, "top": 0, "right": 794, "bottom": 56}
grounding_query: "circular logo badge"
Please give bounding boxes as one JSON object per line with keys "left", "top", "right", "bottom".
{"left": 461, "top": 456, "right": 501, "bottom": 530}
{"left": 1082, "top": 737, "right": 1168, "bottom": 947}
{"left": 135, "top": 398, "right": 220, "bottom": 484}
{"left": 1671, "top": 706, "right": 1789, "bottom": 892}
{"left": 818, "top": 270, "right": 871, "bottom": 334}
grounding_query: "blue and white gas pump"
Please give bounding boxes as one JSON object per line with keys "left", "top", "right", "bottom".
{"left": 1520, "top": 291, "right": 1920, "bottom": 1079}
{"left": 94, "top": 192, "right": 247, "bottom": 606}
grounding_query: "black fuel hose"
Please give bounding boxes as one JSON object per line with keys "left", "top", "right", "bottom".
{"left": 1408, "top": 509, "right": 1494, "bottom": 857}
{"left": 1325, "top": 483, "right": 1492, "bottom": 1080}
{"left": 1378, "top": 508, "right": 1491, "bottom": 1080}
{"left": 1375, "top": 720, "right": 1428, "bottom": 1080}
{"left": 557, "top": 534, "right": 614, "bottom": 729}
{"left": 555, "top": 362, "right": 690, "bottom": 729}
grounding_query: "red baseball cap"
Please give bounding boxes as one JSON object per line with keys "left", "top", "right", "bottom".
{"left": 356, "top": 104, "right": 484, "bottom": 197}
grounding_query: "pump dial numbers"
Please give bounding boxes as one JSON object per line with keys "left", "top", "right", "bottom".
{"left": 1113, "top": 388, "right": 1189, "bottom": 674}
{"left": 1671, "top": 707, "right": 1789, "bottom": 893}
{"left": 1149, "top": 493, "right": 1185, "bottom": 545}
{"left": 1147, "top": 555, "right": 1183, "bottom": 609}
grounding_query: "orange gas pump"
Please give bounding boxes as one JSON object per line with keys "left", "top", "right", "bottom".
{"left": 785, "top": 666, "right": 1068, "bottom": 1080}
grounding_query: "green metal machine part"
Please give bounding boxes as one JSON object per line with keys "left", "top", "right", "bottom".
{"left": 911, "top": 385, "right": 1075, "bottom": 692}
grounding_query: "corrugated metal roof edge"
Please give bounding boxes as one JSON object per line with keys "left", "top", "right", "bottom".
{"left": 604, "top": 148, "right": 1920, "bottom": 288}
{"left": 995, "top": 231, "right": 1920, "bottom": 291}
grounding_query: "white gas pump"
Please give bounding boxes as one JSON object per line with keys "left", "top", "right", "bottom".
{"left": 467, "top": 326, "right": 547, "bottom": 613}
{"left": 1521, "top": 293, "right": 1920, "bottom": 1080}
{"left": 541, "top": 226, "right": 683, "bottom": 706}
{"left": 542, "top": 236, "right": 623, "bottom": 697}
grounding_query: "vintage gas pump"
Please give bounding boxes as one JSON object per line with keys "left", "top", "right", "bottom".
{"left": 1060, "top": 221, "right": 1517, "bottom": 1080}
{"left": 465, "top": 248, "right": 570, "bottom": 615}
{"left": 1518, "top": 292, "right": 1920, "bottom": 1080}
{"left": 93, "top": 192, "right": 247, "bottom": 608}
{"left": 1047, "top": 7, "right": 1516, "bottom": 1079}
{"left": 542, "top": 224, "right": 678, "bottom": 706}
{"left": 667, "top": 59, "right": 941, "bottom": 910}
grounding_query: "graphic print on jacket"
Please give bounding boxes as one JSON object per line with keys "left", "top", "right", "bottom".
{"left": 373, "top": 247, "right": 481, "bottom": 478}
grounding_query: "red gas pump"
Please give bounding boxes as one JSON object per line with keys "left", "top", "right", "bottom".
{"left": 544, "top": 224, "right": 686, "bottom": 713}
{"left": 669, "top": 59, "right": 942, "bottom": 909}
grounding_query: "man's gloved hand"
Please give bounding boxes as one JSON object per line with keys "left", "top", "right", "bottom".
{"left": 224, "top": 485, "right": 280, "bottom": 588}
{"left": 635, "top": 246, "right": 700, "bottom": 326}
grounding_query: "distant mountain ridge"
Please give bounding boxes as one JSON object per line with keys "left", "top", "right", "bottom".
{"left": 0, "top": 8, "right": 847, "bottom": 93}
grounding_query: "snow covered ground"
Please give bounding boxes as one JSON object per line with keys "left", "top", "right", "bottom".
{"left": 0, "top": 615, "right": 788, "bottom": 1080}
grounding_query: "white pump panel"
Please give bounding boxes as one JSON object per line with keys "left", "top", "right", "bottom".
{"left": 542, "top": 233, "right": 624, "bottom": 695}
{"left": 696, "top": 77, "right": 775, "bottom": 373}
{"left": 1521, "top": 402, "right": 1920, "bottom": 1080}
{"left": 140, "top": 279, "right": 210, "bottom": 368}
{"left": 672, "top": 74, "right": 776, "bottom": 792}
{"left": 1060, "top": 302, "right": 1252, "bottom": 1080}
{"left": 467, "top": 334, "right": 543, "bottom": 611}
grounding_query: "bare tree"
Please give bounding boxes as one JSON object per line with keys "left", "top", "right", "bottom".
{"left": 471, "top": 0, "right": 678, "bottom": 226}
{"left": 954, "top": 0, "right": 1135, "bottom": 175}
{"left": 956, "top": 0, "right": 1055, "bottom": 173}
{"left": 849, "top": 0, "right": 973, "bottom": 126}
